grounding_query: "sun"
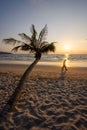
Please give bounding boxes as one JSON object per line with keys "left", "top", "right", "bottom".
{"left": 64, "top": 44, "right": 71, "bottom": 52}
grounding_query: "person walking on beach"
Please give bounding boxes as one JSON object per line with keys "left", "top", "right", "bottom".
{"left": 62, "top": 59, "right": 67, "bottom": 71}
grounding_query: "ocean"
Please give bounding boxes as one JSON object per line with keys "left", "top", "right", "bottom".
{"left": 0, "top": 53, "right": 87, "bottom": 67}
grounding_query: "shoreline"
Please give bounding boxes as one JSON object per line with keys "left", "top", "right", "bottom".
{"left": 0, "top": 63, "right": 87, "bottom": 80}
{"left": 0, "top": 59, "right": 87, "bottom": 67}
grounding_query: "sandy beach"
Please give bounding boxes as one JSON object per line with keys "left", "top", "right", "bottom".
{"left": 0, "top": 64, "right": 87, "bottom": 130}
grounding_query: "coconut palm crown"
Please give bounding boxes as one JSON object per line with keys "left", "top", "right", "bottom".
{"left": 3, "top": 24, "right": 55, "bottom": 59}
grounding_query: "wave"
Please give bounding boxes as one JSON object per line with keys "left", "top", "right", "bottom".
{"left": 0, "top": 54, "right": 87, "bottom": 67}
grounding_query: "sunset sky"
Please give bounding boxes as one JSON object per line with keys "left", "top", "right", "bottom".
{"left": 0, "top": 0, "right": 87, "bottom": 54}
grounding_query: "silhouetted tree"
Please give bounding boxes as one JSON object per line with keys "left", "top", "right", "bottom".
{"left": 0, "top": 25, "right": 55, "bottom": 115}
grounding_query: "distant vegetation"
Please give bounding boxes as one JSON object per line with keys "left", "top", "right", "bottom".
{"left": 0, "top": 51, "right": 12, "bottom": 54}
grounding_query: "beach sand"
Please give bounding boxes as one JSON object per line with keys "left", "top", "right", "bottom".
{"left": 0, "top": 64, "right": 87, "bottom": 130}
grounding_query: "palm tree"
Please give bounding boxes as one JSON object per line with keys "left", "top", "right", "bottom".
{"left": 0, "top": 25, "right": 55, "bottom": 115}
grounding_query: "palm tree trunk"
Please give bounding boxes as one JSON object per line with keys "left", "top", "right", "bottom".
{"left": 0, "top": 58, "right": 39, "bottom": 116}
{"left": 11, "top": 58, "right": 39, "bottom": 109}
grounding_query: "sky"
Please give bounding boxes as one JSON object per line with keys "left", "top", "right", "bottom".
{"left": 0, "top": 0, "right": 87, "bottom": 54}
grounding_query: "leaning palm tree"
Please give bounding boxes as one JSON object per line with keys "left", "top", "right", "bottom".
{"left": 0, "top": 25, "right": 55, "bottom": 116}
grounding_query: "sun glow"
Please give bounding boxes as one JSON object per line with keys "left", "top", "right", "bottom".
{"left": 64, "top": 44, "right": 71, "bottom": 53}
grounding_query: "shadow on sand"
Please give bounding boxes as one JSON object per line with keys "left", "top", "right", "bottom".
{"left": 59, "top": 69, "right": 67, "bottom": 80}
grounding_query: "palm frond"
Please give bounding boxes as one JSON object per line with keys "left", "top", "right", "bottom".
{"left": 30, "top": 24, "right": 38, "bottom": 50}
{"left": 11, "top": 43, "right": 31, "bottom": 52}
{"left": 20, "top": 43, "right": 32, "bottom": 51}
{"left": 11, "top": 45, "right": 22, "bottom": 52}
{"left": 18, "top": 33, "right": 31, "bottom": 43}
{"left": 41, "top": 42, "right": 55, "bottom": 53}
{"left": 40, "top": 41, "right": 49, "bottom": 48}
{"left": 3, "top": 38, "right": 17, "bottom": 45}
{"left": 31, "top": 24, "right": 37, "bottom": 38}
{"left": 38, "top": 24, "right": 47, "bottom": 42}
{"left": 3, "top": 38, "right": 25, "bottom": 45}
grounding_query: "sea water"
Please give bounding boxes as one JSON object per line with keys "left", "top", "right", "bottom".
{"left": 0, "top": 53, "right": 87, "bottom": 67}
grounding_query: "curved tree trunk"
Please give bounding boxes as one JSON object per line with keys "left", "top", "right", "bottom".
{"left": 0, "top": 58, "right": 39, "bottom": 116}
